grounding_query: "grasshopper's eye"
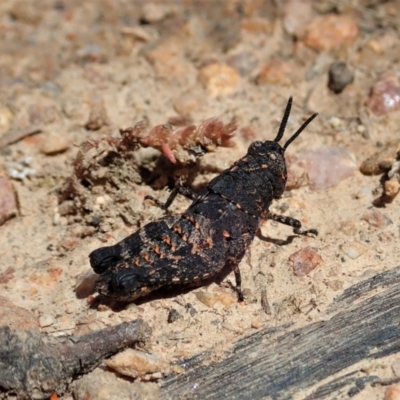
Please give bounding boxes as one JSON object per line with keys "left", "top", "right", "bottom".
{"left": 249, "top": 141, "right": 263, "bottom": 151}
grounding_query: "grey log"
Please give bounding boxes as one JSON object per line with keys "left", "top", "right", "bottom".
{"left": 161, "top": 266, "right": 400, "bottom": 399}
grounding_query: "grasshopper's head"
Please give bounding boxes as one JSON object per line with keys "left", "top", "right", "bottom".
{"left": 247, "top": 97, "right": 317, "bottom": 198}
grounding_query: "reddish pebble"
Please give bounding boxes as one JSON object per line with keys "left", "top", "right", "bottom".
{"left": 0, "top": 175, "right": 18, "bottom": 226}
{"left": 58, "top": 237, "right": 77, "bottom": 251}
{"left": 385, "top": 385, "right": 400, "bottom": 400}
{"left": 40, "top": 134, "right": 72, "bottom": 155}
{"left": 289, "top": 247, "right": 322, "bottom": 277}
{"left": 0, "top": 266, "right": 15, "bottom": 283}
{"left": 292, "top": 147, "right": 357, "bottom": 190}
{"left": 256, "top": 60, "right": 299, "bottom": 86}
{"left": 362, "top": 211, "right": 393, "bottom": 229}
{"left": 303, "top": 15, "right": 359, "bottom": 51}
{"left": 240, "top": 17, "right": 272, "bottom": 35}
{"left": 367, "top": 72, "right": 400, "bottom": 116}
{"left": 0, "top": 296, "right": 39, "bottom": 331}
{"left": 105, "top": 348, "right": 169, "bottom": 378}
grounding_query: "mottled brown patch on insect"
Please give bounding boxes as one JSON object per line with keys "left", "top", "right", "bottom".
{"left": 186, "top": 214, "right": 201, "bottom": 229}
{"left": 172, "top": 224, "right": 183, "bottom": 234}
{"left": 142, "top": 252, "right": 151, "bottom": 262}
{"left": 161, "top": 235, "right": 177, "bottom": 251}
{"left": 191, "top": 243, "right": 199, "bottom": 254}
{"left": 206, "top": 237, "right": 214, "bottom": 248}
{"left": 133, "top": 257, "right": 141, "bottom": 267}
{"left": 152, "top": 244, "right": 161, "bottom": 255}
{"left": 162, "top": 235, "right": 172, "bottom": 245}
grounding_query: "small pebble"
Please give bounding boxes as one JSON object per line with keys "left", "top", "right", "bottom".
{"left": 357, "top": 124, "right": 366, "bottom": 134}
{"left": 385, "top": 385, "right": 400, "bottom": 400}
{"left": 251, "top": 320, "right": 264, "bottom": 329}
{"left": 355, "top": 186, "right": 371, "bottom": 199}
{"left": 195, "top": 291, "right": 219, "bottom": 308}
{"left": 340, "top": 241, "right": 367, "bottom": 259}
{"left": 362, "top": 211, "right": 393, "bottom": 229}
{"left": 105, "top": 349, "right": 169, "bottom": 379}
{"left": 39, "top": 314, "right": 55, "bottom": 328}
{"left": 327, "top": 279, "right": 343, "bottom": 291}
{"left": 6, "top": 158, "right": 36, "bottom": 180}
{"left": 85, "top": 95, "right": 109, "bottom": 131}
{"left": 73, "top": 369, "right": 159, "bottom": 400}
{"left": 0, "top": 266, "right": 15, "bottom": 284}
{"left": 0, "top": 106, "right": 13, "bottom": 135}
{"left": 289, "top": 247, "right": 323, "bottom": 277}
{"left": 173, "top": 90, "right": 201, "bottom": 114}
{"left": 367, "top": 72, "right": 400, "bottom": 116}
{"left": 339, "top": 220, "right": 357, "bottom": 236}
{"left": 329, "top": 116, "right": 342, "bottom": 128}
{"left": 392, "top": 359, "right": 400, "bottom": 377}
{"left": 140, "top": 3, "right": 175, "bottom": 23}
{"left": 40, "top": 134, "right": 72, "bottom": 155}
{"left": 185, "top": 303, "right": 198, "bottom": 317}
{"left": 295, "top": 147, "right": 357, "bottom": 190}
{"left": 0, "top": 175, "right": 18, "bottom": 226}
{"left": 256, "top": 60, "right": 298, "bottom": 86}
{"left": 167, "top": 308, "right": 181, "bottom": 323}
{"left": 95, "top": 196, "right": 106, "bottom": 206}
{"left": 58, "top": 237, "right": 77, "bottom": 251}
{"left": 328, "top": 61, "right": 354, "bottom": 94}
{"left": 360, "top": 141, "right": 400, "bottom": 175}
{"left": 240, "top": 17, "right": 272, "bottom": 35}
{"left": 171, "top": 365, "right": 186, "bottom": 374}
{"left": 222, "top": 322, "right": 243, "bottom": 334}
{"left": 198, "top": 63, "right": 240, "bottom": 97}
{"left": 283, "top": 0, "right": 313, "bottom": 36}
{"left": 120, "top": 26, "right": 153, "bottom": 42}
{"left": 58, "top": 200, "right": 75, "bottom": 216}
{"left": 217, "top": 292, "right": 237, "bottom": 307}
{"left": 385, "top": 180, "right": 400, "bottom": 197}
{"left": 226, "top": 51, "right": 257, "bottom": 77}
{"left": 303, "top": 15, "right": 359, "bottom": 51}
{"left": 9, "top": 0, "right": 42, "bottom": 24}
{"left": 76, "top": 45, "right": 105, "bottom": 63}
{"left": 52, "top": 213, "right": 61, "bottom": 225}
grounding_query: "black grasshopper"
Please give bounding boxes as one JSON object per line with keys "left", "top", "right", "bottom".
{"left": 89, "top": 97, "right": 318, "bottom": 301}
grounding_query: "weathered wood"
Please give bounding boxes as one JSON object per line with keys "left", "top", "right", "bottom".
{"left": 0, "top": 319, "right": 151, "bottom": 400}
{"left": 161, "top": 266, "right": 400, "bottom": 399}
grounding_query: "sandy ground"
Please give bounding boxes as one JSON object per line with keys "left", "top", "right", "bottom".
{"left": 0, "top": 1, "right": 400, "bottom": 399}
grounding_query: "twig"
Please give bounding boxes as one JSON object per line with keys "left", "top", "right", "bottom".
{"left": 0, "top": 319, "right": 151, "bottom": 399}
{"left": 0, "top": 126, "right": 42, "bottom": 149}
